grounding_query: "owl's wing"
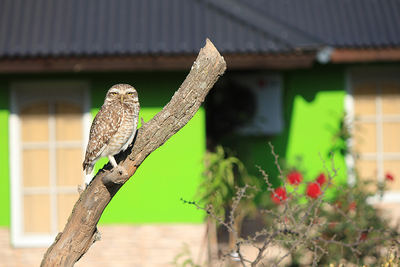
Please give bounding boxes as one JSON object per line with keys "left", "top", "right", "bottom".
{"left": 83, "top": 104, "right": 123, "bottom": 169}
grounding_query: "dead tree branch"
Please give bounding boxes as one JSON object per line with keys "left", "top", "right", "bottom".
{"left": 41, "top": 39, "right": 226, "bottom": 267}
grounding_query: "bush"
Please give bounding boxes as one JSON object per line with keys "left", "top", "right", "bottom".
{"left": 182, "top": 144, "right": 399, "bottom": 266}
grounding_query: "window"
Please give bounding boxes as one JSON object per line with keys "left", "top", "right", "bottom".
{"left": 349, "top": 69, "right": 400, "bottom": 202}
{"left": 10, "top": 81, "right": 90, "bottom": 247}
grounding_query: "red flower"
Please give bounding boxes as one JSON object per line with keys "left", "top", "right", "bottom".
{"left": 271, "top": 187, "right": 287, "bottom": 204}
{"left": 359, "top": 232, "right": 368, "bottom": 241}
{"left": 306, "top": 182, "right": 322, "bottom": 199}
{"left": 316, "top": 173, "right": 326, "bottom": 186}
{"left": 348, "top": 202, "right": 357, "bottom": 211}
{"left": 287, "top": 171, "right": 303, "bottom": 185}
{"left": 385, "top": 172, "right": 394, "bottom": 182}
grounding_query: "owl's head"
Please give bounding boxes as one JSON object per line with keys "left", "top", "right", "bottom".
{"left": 105, "top": 84, "right": 139, "bottom": 105}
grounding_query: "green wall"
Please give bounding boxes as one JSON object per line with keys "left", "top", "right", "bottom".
{"left": 284, "top": 67, "right": 347, "bottom": 182}
{"left": 89, "top": 72, "right": 206, "bottom": 223}
{"left": 0, "top": 82, "right": 9, "bottom": 226}
{"left": 100, "top": 108, "right": 205, "bottom": 223}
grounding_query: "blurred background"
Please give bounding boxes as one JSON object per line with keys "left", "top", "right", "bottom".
{"left": 0, "top": 0, "right": 399, "bottom": 266}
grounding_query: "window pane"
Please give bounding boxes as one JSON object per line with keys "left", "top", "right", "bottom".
{"left": 20, "top": 102, "right": 49, "bottom": 142}
{"left": 57, "top": 148, "right": 83, "bottom": 186}
{"left": 383, "top": 161, "right": 400, "bottom": 191}
{"left": 353, "top": 83, "right": 377, "bottom": 117}
{"left": 353, "top": 122, "right": 376, "bottom": 153}
{"left": 57, "top": 194, "right": 79, "bottom": 231}
{"left": 55, "top": 102, "right": 82, "bottom": 141}
{"left": 24, "top": 194, "right": 51, "bottom": 234}
{"left": 23, "top": 149, "right": 49, "bottom": 187}
{"left": 382, "top": 83, "right": 400, "bottom": 115}
{"left": 355, "top": 160, "right": 378, "bottom": 192}
{"left": 383, "top": 122, "right": 400, "bottom": 153}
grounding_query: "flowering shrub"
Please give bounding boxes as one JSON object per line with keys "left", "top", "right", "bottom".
{"left": 184, "top": 143, "right": 399, "bottom": 266}
{"left": 265, "top": 163, "right": 399, "bottom": 264}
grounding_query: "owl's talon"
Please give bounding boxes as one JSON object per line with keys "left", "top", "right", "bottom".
{"left": 115, "top": 165, "right": 128, "bottom": 176}
{"left": 103, "top": 165, "right": 129, "bottom": 185}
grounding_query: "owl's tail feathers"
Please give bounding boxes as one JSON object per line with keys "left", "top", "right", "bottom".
{"left": 83, "top": 160, "right": 94, "bottom": 175}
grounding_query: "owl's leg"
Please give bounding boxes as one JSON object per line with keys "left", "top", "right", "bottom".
{"left": 108, "top": 155, "right": 118, "bottom": 168}
{"left": 108, "top": 155, "right": 128, "bottom": 176}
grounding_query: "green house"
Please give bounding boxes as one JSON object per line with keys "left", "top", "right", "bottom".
{"left": 0, "top": 0, "right": 400, "bottom": 265}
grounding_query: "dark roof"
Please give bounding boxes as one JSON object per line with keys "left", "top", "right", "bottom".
{"left": 0, "top": 0, "right": 399, "bottom": 58}
{"left": 241, "top": 0, "right": 400, "bottom": 48}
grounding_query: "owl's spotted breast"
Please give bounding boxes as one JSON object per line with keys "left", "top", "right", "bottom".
{"left": 83, "top": 84, "right": 140, "bottom": 175}
{"left": 101, "top": 104, "right": 136, "bottom": 156}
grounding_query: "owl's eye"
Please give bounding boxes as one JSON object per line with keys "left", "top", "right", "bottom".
{"left": 126, "top": 92, "right": 134, "bottom": 95}
{"left": 110, "top": 92, "right": 118, "bottom": 95}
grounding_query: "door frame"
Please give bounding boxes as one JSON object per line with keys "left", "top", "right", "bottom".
{"left": 9, "top": 80, "right": 91, "bottom": 247}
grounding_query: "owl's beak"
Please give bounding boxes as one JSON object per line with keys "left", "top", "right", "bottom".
{"left": 120, "top": 95, "right": 124, "bottom": 103}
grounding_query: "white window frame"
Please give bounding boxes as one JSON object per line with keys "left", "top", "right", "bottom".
{"left": 346, "top": 67, "right": 400, "bottom": 204}
{"left": 9, "top": 81, "right": 91, "bottom": 247}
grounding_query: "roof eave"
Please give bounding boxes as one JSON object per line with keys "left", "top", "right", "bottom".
{"left": 330, "top": 48, "right": 400, "bottom": 63}
{"left": 0, "top": 52, "right": 316, "bottom": 73}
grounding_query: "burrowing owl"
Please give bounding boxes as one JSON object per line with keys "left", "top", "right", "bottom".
{"left": 83, "top": 84, "right": 140, "bottom": 175}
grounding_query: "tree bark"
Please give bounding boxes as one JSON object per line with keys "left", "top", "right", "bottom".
{"left": 41, "top": 39, "right": 226, "bottom": 267}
